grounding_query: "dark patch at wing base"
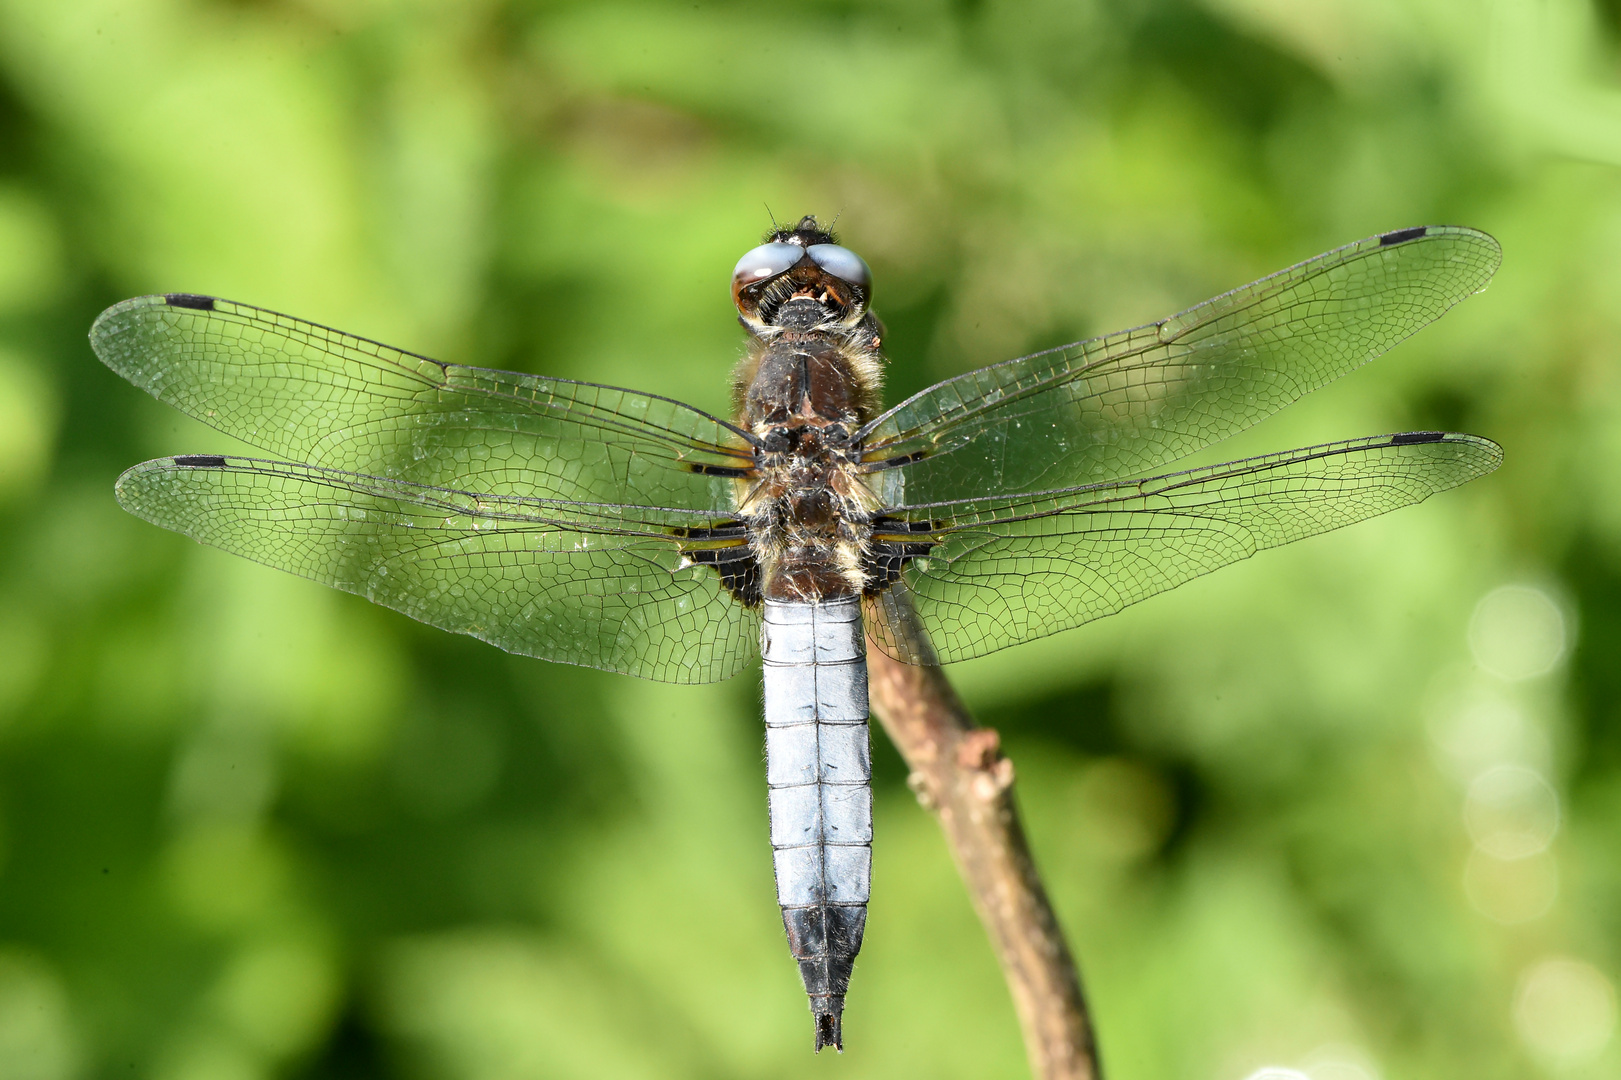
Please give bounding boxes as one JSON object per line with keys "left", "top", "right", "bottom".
{"left": 673, "top": 522, "right": 761, "bottom": 606}
{"left": 687, "top": 462, "right": 755, "bottom": 479}
{"left": 861, "top": 450, "right": 928, "bottom": 472}
{"left": 864, "top": 516, "right": 941, "bottom": 594}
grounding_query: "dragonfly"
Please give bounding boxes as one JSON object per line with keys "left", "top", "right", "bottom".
{"left": 92, "top": 218, "right": 1501, "bottom": 1051}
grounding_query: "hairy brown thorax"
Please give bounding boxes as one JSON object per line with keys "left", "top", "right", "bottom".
{"left": 729, "top": 217, "right": 887, "bottom": 604}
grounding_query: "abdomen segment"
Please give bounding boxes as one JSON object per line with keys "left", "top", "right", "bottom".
{"left": 761, "top": 597, "right": 872, "bottom": 1051}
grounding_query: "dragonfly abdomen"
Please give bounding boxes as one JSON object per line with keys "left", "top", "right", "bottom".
{"left": 761, "top": 596, "right": 872, "bottom": 1052}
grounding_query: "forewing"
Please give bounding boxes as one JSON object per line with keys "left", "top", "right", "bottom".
{"left": 862, "top": 227, "right": 1501, "bottom": 502}
{"left": 117, "top": 455, "right": 759, "bottom": 684}
{"left": 92, "top": 295, "right": 748, "bottom": 513}
{"left": 866, "top": 432, "right": 1501, "bottom": 664}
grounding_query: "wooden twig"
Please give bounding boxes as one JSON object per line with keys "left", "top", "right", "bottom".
{"left": 865, "top": 603, "right": 1101, "bottom": 1080}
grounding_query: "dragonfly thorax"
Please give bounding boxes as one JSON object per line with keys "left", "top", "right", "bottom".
{"left": 730, "top": 356, "right": 881, "bottom": 609}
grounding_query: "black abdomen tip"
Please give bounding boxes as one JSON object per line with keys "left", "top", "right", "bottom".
{"left": 164, "top": 293, "right": 216, "bottom": 310}
{"left": 173, "top": 455, "right": 228, "bottom": 467}
{"left": 814, "top": 1010, "right": 843, "bottom": 1053}
{"left": 1378, "top": 226, "right": 1428, "bottom": 246}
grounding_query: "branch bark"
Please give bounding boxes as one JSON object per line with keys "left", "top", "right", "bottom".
{"left": 865, "top": 618, "right": 1101, "bottom": 1080}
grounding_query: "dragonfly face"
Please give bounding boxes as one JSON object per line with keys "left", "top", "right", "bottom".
{"left": 92, "top": 219, "right": 1504, "bottom": 1052}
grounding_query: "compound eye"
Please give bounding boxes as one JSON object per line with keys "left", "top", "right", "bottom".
{"left": 806, "top": 244, "right": 871, "bottom": 291}
{"left": 732, "top": 242, "right": 804, "bottom": 288}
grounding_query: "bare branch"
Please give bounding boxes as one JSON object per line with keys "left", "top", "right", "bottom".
{"left": 866, "top": 601, "right": 1101, "bottom": 1080}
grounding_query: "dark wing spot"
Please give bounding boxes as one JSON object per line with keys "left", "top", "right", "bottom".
{"left": 164, "top": 293, "right": 217, "bottom": 310}
{"left": 173, "top": 455, "right": 228, "bottom": 467}
{"left": 1390, "top": 431, "right": 1445, "bottom": 445}
{"left": 1379, "top": 227, "right": 1428, "bottom": 247}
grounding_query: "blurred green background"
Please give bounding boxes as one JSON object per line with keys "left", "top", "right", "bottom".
{"left": 0, "top": 1, "right": 1617, "bottom": 1078}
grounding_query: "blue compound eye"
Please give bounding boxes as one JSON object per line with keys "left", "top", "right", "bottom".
{"left": 732, "top": 242, "right": 805, "bottom": 288}
{"left": 806, "top": 244, "right": 871, "bottom": 291}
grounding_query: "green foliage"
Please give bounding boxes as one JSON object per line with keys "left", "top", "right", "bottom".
{"left": 0, "top": 1, "right": 1617, "bottom": 1077}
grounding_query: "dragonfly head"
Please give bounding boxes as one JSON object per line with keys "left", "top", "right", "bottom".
{"left": 732, "top": 215, "right": 872, "bottom": 331}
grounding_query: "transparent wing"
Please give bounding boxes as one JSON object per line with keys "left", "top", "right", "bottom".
{"left": 861, "top": 227, "right": 1501, "bottom": 503}
{"left": 117, "top": 455, "right": 759, "bottom": 684}
{"left": 866, "top": 432, "right": 1501, "bottom": 664}
{"left": 92, "top": 295, "right": 750, "bottom": 513}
